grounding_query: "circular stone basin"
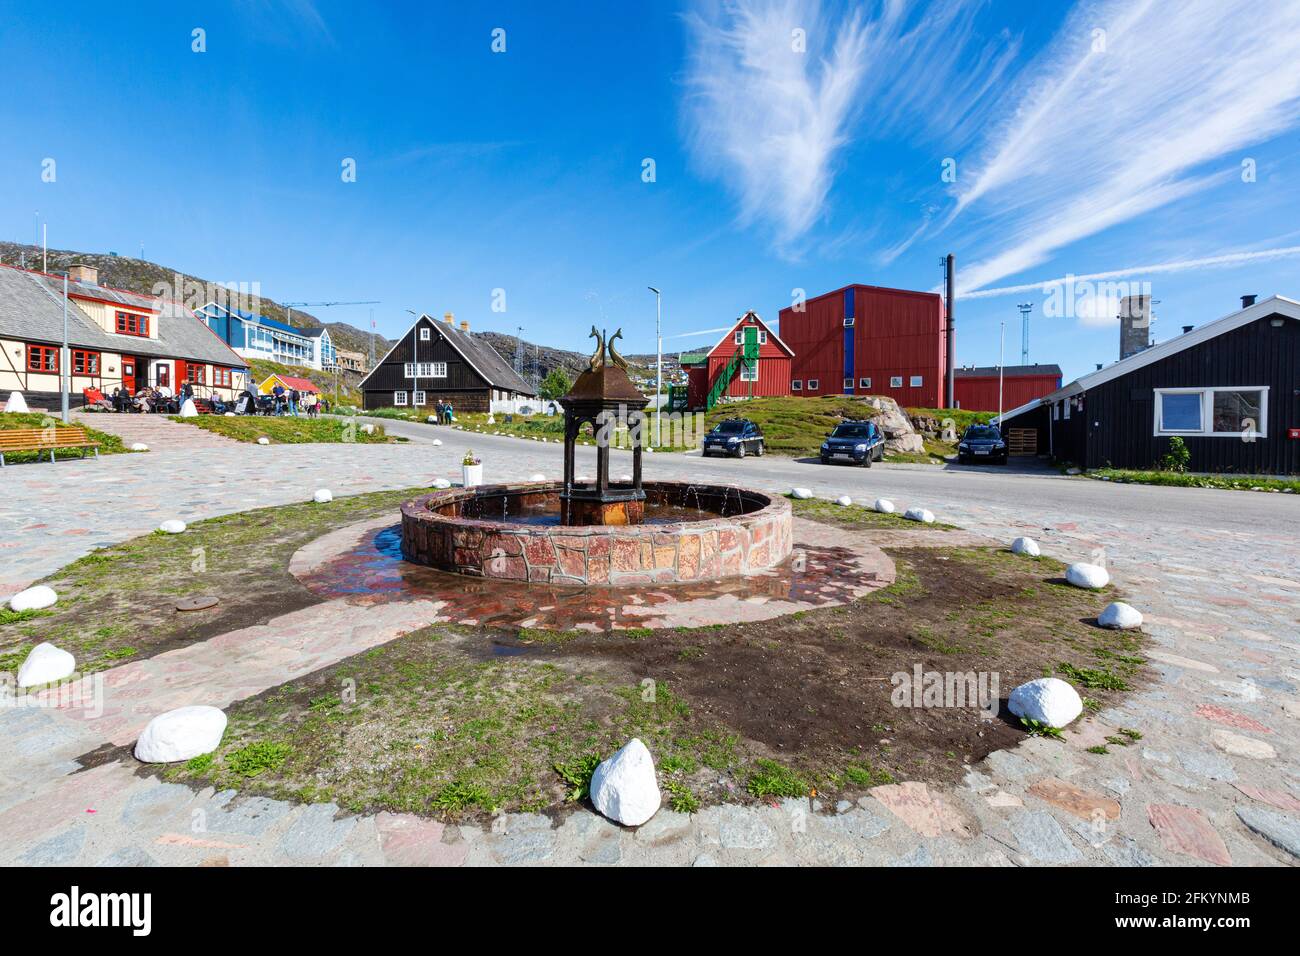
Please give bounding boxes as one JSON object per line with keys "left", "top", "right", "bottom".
{"left": 401, "top": 480, "right": 792, "bottom": 586}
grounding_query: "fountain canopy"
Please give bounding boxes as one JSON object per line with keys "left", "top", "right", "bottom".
{"left": 559, "top": 327, "right": 648, "bottom": 526}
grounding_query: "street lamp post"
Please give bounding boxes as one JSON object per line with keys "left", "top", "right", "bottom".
{"left": 61, "top": 272, "right": 69, "bottom": 424}
{"left": 998, "top": 321, "right": 1005, "bottom": 422}
{"left": 648, "top": 286, "right": 661, "bottom": 448}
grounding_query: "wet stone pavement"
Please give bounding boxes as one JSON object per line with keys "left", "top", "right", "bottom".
{"left": 0, "top": 420, "right": 1297, "bottom": 866}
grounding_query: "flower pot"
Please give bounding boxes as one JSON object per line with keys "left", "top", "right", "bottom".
{"left": 461, "top": 463, "right": 483, "bottom": 488}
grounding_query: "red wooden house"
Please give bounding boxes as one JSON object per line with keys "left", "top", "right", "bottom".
{"left": 685, "top": 311, "right": 793, "bottom": 409}
{"left": 778, "top": 284, "right": 947, "bottom": 408}
{"left": 953, "top": 364, "right": 1062, "bottom": 412}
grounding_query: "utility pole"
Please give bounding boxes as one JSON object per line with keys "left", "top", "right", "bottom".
{"left": 370, "top": 309, "right": 376, "bottom": 368}
{"left": 1017, "top": 301, "right": 1033, "bottom": 365}
{"left": 43, "top": 223, "right": 48, "bottom": 274}
{"left": 648, "top": 286, "right": 662, "bottom": 447}
{"left": 60, "top": 272, "right": 69, "bottom": 424}
{"left": 998, "top": 320, "right": 1005, "bottom": 423}
{"left": 514, "top": 326, "right": 525, "bottom": 379}
{"left": 943, "top": 254, "right": 956, "bottom": 409}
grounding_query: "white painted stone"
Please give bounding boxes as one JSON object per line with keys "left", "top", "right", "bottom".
{"left": 836, "top": 495, "right": 853, "bottom": 507}
{"left": 8, "top": 585, "right": 57, "bottom": 612}
{"left": 1066, "top": 562, "right": 1109, "bottom": 589}
{"left": 158, "top": 519, "right": 187, "bottom": 535}
{"left": 618, "top": 474, "right": 633, "bottom": 482}
{"left": 360, "top": 424, "right": 375, "bottom": 435}
{"left": 904, "top": 507, "right": 935, "bottom": 524}
{"left": 1011, "top": 537, "right": 1041, "bottom": 557}
{"left": 313, "top": 488, "right": 333, "bottom": 503}
{"left": 179, "top": 398, "right": 198, "bottom": 417}
{"left": 590, "top": 738, "right": 661, "bottom": 827}
{"left": 529, "top": 473, "right": 546, "bottom": 482}
{"left": 130, "top": 442, "right": 149, "bottom": 452}
{"left": 4, "top": 391, "right": 29, "bottom": 413}
{"left": 16, "top": 642, "right": 76, "bottom": 687}
{"left": 256, "top": 436, "right": 270, "bottom": 445}
{"left": 790, "top": 487, "right": 814, "bottom": 500}
{"left": 432, "top": 439, "right": 442, "bottom": 446}
{"left": 1008, "top": 677, "right": 1083, "bottom": 729}
{"left": 1098, "top": 601, "right": 1143, "bottom": 629}
{"left": 134, "top": 706, "right": 228, "bottom": 763}
{"left": 224, "top": 412, "right": 235, "bottom": 417}
{"left": 431, "top": 478, "right": 452, "bottom": 489}
{"left": 874, "top": 498, "right": 895, "bottom": 514}
{"left": 427, "top": 416, "right": 437, "bottom": 423}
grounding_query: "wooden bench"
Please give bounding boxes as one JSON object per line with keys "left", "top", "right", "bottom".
{"left": 0, "top": 427, "right": 100, "bottom": 466}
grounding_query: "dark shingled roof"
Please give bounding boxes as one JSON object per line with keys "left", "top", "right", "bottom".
{"left": 955, "top": 364, "right": 1062, "bottom": 378}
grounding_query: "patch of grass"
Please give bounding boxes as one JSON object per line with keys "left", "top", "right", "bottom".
{"left": 1019, "top": 718, "right": 1063, "bottom": 739}
{"left": 1086, "top": 745, "right": 1110, "bottom": 755}
{"left": 170, "top": 415, "right": 392, "bottom": 445}
{"left": 1087, "top": 468, "right": 1300, "bottom": 494}
{"left": 790, "top": 497, "right": 958, "bottom": 530}
{"left": 1056, "top": 661, "right": 1130, "bottom": 691}
{"left": 554, "top": 753, "right": 601, "bottom": 802}
{"left": 842, "top": 762, "right": 894, "bottom": 788}
{"left": 184, "top": 752, "right": 215, "bottom": 774}
{"left": 225, "top": 740, "right": 292, "bottom": 778}
{"left": 0, "top": 607, "right": 51, "bottom": 627}
{"left": 746, "top": 759, "right": 808, "bottom": 799}
{"left": 665, "top": 781, "right": 701, "bottom": 814}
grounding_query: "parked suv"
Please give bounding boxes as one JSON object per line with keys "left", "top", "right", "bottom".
{"left": 956, "top": 423, "right": 1008, "bottom": 464}
{"left": 819, "top": 420, "right": 885, "bottom": 466}
{"left": 702, "top": 418, "right": 765, "bottom": 458}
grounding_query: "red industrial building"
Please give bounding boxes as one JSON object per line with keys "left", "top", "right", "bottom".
{"left": 953, "top": 364, "right": 1063, "bottom": 412}
{"left": 684, "top": 311, "right": 793, "bottom": 409}
{"left": 778, "top": 284, "right": 948, "bottom": 409}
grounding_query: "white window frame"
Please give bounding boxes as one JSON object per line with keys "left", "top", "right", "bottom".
{"left": 394, "top": 390, "right": 408, "bottom": 406}
{"left": 758, "top": 330, "right": 767, "bottom": 345}
{"left": 413, "top": 390, "right": 427, "bottom": 406}
{"left": 404, "top": 361, "right": 447, "bottom": 378}
{"left": 419, "top": 327, "right": 430, "bottom": 341}
{"left": 859, "top": 377, "right": 871, "bottom": 389}
{"left": 1154, "top": 386, "right": 1268, "bottom": 438}
{"left": 843, "top": 377, "right": 853, "bottom": 389}
{"left": 843, "top": 316, "right": 855, "bottom": 327}
{"left": 791, "top": 380, "right": 802, "bottom": 391}
{"left": 890, "top": 376, "right": 903, "bottom": 388}
{"left": 739, "top": 360, "right": 758, "bottom": 382}
{"left": 734, "top": 330, "right": 743, "bottom": 344}
{"left": 910, "top": 375, "right": 923, "bottom": 387}
{"left": 807, "top": 378, "right": 819, "bottom": 391}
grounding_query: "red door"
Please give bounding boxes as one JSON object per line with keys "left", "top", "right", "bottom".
{"left": 122, "top": 358, "right": 137, "bottom": 393}
{"left": 157, "top": 362, "right": 170, "bottom": 389}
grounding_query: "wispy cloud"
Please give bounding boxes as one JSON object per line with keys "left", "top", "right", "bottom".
{"left": 953, "top": 0, "right": 1300, "bottom": 292}
{"left": 681, "top": 0, "right": 1010, "bottom": 252}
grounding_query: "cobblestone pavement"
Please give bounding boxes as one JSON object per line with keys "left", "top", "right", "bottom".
{"left": 0, "top": 418, "right": 1296, "bottom": 866}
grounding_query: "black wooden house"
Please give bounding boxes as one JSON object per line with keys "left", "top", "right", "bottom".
{"left": 360, "top": 312, "right": 536, "bottom": 413}
{"left": 998, "top": 295, "right": 1299, "bottom": 475}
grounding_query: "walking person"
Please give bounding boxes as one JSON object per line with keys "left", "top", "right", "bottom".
{"left": 289, "top": 387, "right": 300, "bottom": 417}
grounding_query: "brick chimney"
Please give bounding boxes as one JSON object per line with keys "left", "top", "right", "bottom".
{"left": 442, "top": 312, "right": 454, "bottom": 324}
{"left": 460, "top": 319, "right": 470, "bottom": 332}
{"left": 68, "top": 264, "right": 98, "bottom": 285}
{"left": 1241, "top": 294, "right": 1257, "bottom": 309}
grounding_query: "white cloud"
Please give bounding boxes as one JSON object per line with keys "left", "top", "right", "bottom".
{"left": 954, "top": 0, "right": 1300, "bottom": 292}
{"left": 682, "top": 0, "right": 1011, "bottom": 250}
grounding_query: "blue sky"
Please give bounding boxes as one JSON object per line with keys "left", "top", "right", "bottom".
{"left": 2, "top": 0, "right": 1299, "bottom": 382}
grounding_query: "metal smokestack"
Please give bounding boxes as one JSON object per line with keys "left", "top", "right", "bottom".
{"left": 944, "top": 253, "right": 956, "bottom": 409}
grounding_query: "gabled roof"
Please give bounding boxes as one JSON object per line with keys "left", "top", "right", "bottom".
{"left": 0, "top": 264, "right": 245, "bottom": 369}
{"left": 359, "top": 314, "right": 537, "bottom": 396}
{"left": 261, "top": 373, "right": 318, "bottom": 393}
{"left": 995, "top": 295, "right": 1299, "bottom": 422}
{"left": 706, "top": 310, "right": 795, "bottom": 359}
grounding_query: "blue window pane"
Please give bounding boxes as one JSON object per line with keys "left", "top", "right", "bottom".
{"left": 1161, "top": 393, "right": 1202, "bottom": 431}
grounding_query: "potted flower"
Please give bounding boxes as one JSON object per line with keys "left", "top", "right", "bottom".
{"left": 461, "top": 449, "right": 483, "bottom": 488}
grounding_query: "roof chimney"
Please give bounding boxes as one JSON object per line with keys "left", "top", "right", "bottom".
{"left": 443, "top": 312, "right": 454, "bottom": 324}
{"left": 68, "top": 264, "right": 98, "bottom": 285}
{"left": 1241, "top": 294, "right": 1257, "bottom": 309}
{"left": 1182, "top": 325, "right": 1194, "bottom": 335}
{"left": 459, "top": 319, "right": 470, "bottom": 332}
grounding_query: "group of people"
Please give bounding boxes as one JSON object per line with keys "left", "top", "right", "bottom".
{"left": 432, "top": 399, "right": 456, "bottom": 423}
{"left": 268, "top": 383, "right": 323, "bottom": 417}
{"left": 108, "top": 382, "right": 198, "bottom": 414}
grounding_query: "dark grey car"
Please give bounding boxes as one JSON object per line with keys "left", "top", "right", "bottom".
{"left": 957, "top": 424, "right": 1008, "bottom": 464}
{"left": 702, "top": 419, "right": 765, "bottom": 458}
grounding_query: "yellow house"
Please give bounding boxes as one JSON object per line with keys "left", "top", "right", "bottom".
{"left": 0, "top": 263, "right": 248, "bottom": 408}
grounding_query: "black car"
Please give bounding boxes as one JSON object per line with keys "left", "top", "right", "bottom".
{"left": 702, "top": 418, "right": 765, "bottom": 458}
{"left": 819, "top": 420, "right": 884, "bottom": 466}
{"left": 957, "top": 423, "right": 1008, "bottom": 464}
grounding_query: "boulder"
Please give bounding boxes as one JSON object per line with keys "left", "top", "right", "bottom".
{"left": 360, "top": 424, "right": 375, "bottom": 435}
{"left": 431, "top": 478, "right": 452, "bottom": 489}
{"left": 134, "top": 706, "right": 228, "bottom": 763}
{"left": 835, "top": 495, "right": 853, "bottom": 507}
{"left": 17, "top": 642, "right": 76, "bottom": 688}
{"left": 4, "top": 391, "right": 29, "bottom": 413}
{"left": 874, "top": 498, "right": 895, "bottom": 514}
{"left": 1008, "top": 677, "right": 1083, "bottom": 729}
{"left": 589, "top": 738, "right": 661, "bottom": 827}
{"left": 529, "top": 473, "right": 546, "bottom": 482}
{"left": 1098, "top": 601, "right": 1143, "bottom": 629}
{"left": 224, "top": 412, "right": 235, "bottom": 417}
{"left": 8, "top": 584, "right": 57, "bottom": 612}
{"left": 618, "top": 474, "right": 633, "bottom": 482}
{"left": 432, "top": 439, "right": 443, "bottom": 446}
{"left": 158, "top": 519, "right": 187, "bottom": 534}
{"left": 789, "top": 488, "right": 814, "bottom": 500}
{"left": 904, "top": 507, "right": 935, "bottom": 524}
{"left": 886, "top": 433, "right": 925, "bottom": 455}
{"left": 1011, "top": 537, "right": 1041, "bottom": 557}
{"left": 313, "top": 489, "right": 333, "bottom": 503}
{"left": 1066, "top": 562, "right": 1109, "bottom": 589}
{"left": 256, "top": 437, "right": 270, "bottom": 445}
{"left": 130, "top": 442, "right": 149, "bottom": 452}
{"left": 179, "top": 398, "right": 198, "bottom": 417}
